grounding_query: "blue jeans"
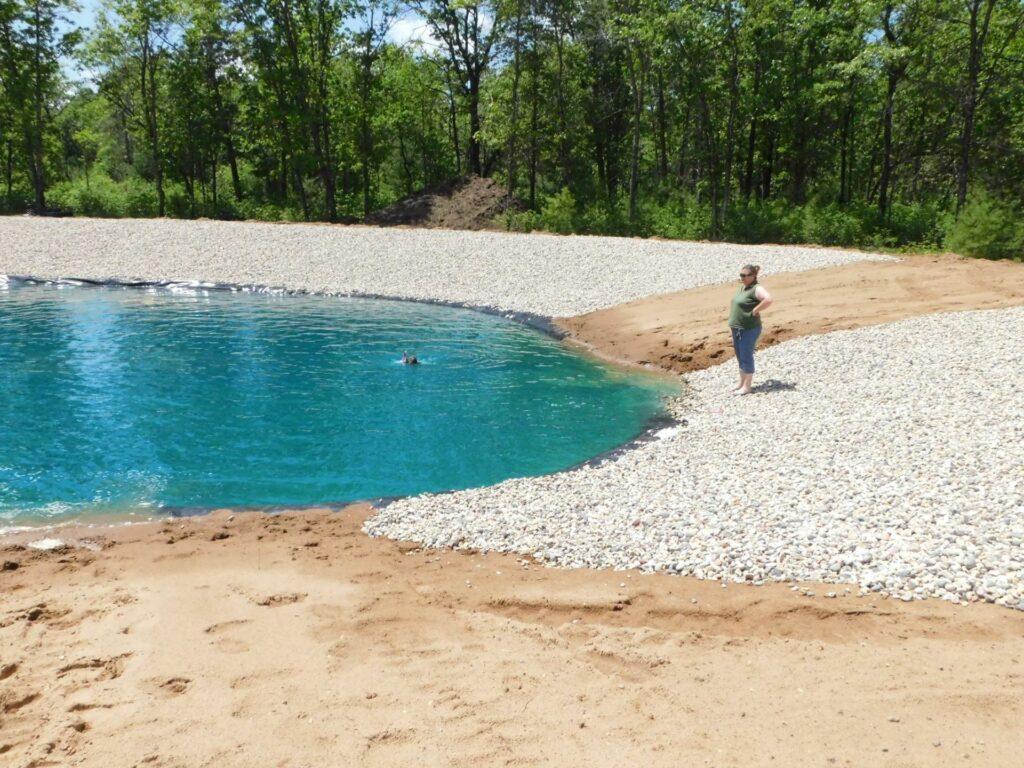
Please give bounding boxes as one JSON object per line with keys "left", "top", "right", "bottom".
{"left": 731, "top": 326, "right": 761, "bottom": 374}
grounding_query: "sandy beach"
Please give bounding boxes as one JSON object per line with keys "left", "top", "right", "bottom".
{"left": 3, "top": 508, "right": 1024, "bottom": 768}
{"left": 3, "top": 218, "right": 1024, "bottom": 766}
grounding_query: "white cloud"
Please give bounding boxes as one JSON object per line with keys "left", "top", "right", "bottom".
{"left": 386, "top": 14, "right": 442, "bottom": 51}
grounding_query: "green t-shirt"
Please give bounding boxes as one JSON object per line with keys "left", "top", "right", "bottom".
{"left": 729, "top": 282, "right": 762, "bottom": 329}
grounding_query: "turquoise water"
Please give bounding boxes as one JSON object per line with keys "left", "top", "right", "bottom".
{"left": 0, "top": 280, "right": 674, "bottom": 526}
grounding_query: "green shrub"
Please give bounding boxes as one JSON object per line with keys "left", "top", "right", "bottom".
{"left": 800, "top": 202, "right": 868, "bottom": 246}
{"left": 644, "top": 197, "right": 712, "bottom": 240}
{"left": 540, "top": 187, "right": 577, "bottom": 234}
{"left": 504, "top": 208, "right": 542, "bottom": 233}
{"left": 166, "top": 186, "right": 192, "bottom": 218}
{"left": 884, "top": 202, "right": 944, "bottom": 248}
{"left": 725, "top": 200, "right": 799, "bottom": 244}
{"left": 46, "top": 176, "right": 127, "bottom": 217}
{"left": 124, "top": 179, "right": 158, "bottom": 218}
{"left": 943, "top": 190, "right": 1023, "bottom": 261}
{"left": 577, "top": 201, "right": 629, "bottom": 236}
{"left": 0, "top": 184, "right": 32, "bottom": 214}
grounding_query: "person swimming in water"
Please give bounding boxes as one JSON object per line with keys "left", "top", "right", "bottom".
{"left": 401, "top": 351, "right": 420, "bottom": 365}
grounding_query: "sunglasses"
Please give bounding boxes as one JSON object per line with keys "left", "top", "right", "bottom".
{"left": 739, "top": 272, "right": 753, "bottom": 278}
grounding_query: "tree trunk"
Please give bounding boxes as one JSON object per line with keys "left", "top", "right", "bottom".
{"left": 468, "top": 73, "right": 482, "bottom": 176}
{"left": 627, "top": 48, "right": 645, "bottom": 222}
{"left": 119, "top": 107, "right": 134, "bottom": 166}
{"left": 742, "top": 60, "right": 761, "bottom": 201}
{"left": 445, "top": 71, "right": 461, "bottom": 176}
{"left": 204, "top": 39, "right": 243, "bottom": 202}
{"left": 506, "top": 4, "right": 523, "bottom": 198}
{"left": 760, "top": 127, "right": 774, "bottom": 200}
{"left": 554, "top": 19, "right": 570, "bottom": 187}
{"left": 397, "top": 131, "right": 414, "bottom": 195}
{"left": 140, "top": 28, "right": 165, "bottom": 217}
{"left": 528, "top": 42, "right": 539, "bottom": 210}
{"left": 360, "top": 57, "right": 374, "bottom": 217}
{"left": 28, "top": 0, "right": 46, "bottom": 210}
{"left": 699, "top": 93, "right": 721, "bottom": 236}
{"left": 957, "top": 0, "right": 996, "bottom": 210}
{"left": 316, "top": 2, "right": 337, "bottom": 221}
{"left": 878, "top": 67, "right": 899, "bottom": 219}
{"left": 5, "top": 140, "right": 13, "bottom": 200}
{"left": 839, "top": 85, "right": 854, "bottom": 205}
{"left": 721, "top": 8, "right": 740, "bottom": 222}
{"left": 655, "top": 72, "right": 669, "bottom": 183}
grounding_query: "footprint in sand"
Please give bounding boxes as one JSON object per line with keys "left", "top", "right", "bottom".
{"left": 213, "top": 636, "right": 250, "bottom": 654}
{"left": 160, "top": 677, "right": 191, "bottom": 695}
{"left": 204, "top": 619, "right": 251, "bottom": 635}
{"left": 1, "top": 691, "right": 40, "bottom": 713}
{"left": 144, "top": 676, "right": 192, "bottom": 697}
{"left": 57, "top": 654, "right": 132, "bottom": 692}
{"left": 203, "top": 619, "right": 252, "bottom": 654}
{"left": 254, "top": 592, "right": 306, "bottom": 607}
{"left": 227, "top": 584, "right": 307, "bottom": 608}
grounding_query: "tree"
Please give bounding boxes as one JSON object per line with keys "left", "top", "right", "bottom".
{"left": 0, "top": 0, "right": 76, "bottom": 210}
{"left": 412, "top": 0, "right": 503, "bottom": 175}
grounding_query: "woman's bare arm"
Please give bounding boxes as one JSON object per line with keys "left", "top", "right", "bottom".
{"left": 752, "top": 285, "right": 773, "bottom": 316}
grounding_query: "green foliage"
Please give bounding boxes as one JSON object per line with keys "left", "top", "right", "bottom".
{"left": 0, "top": 184, "right": 32, "bottom": 214}
{"left": 944, "top": 191, "right": 1024, "bottom": 261}
{"left": 48, "top": 176, "right": 125, "bottom": 217}
{"left": 725, "top": 201, "right": 801, "bottom": 244}
{"left": 577, "top": 201, "right": 629, "bottom": 237}
{"left": 644, "top": 198, "right": 714, "bottom": 241}
{"left": 504, "top": 209, "right": 542, "bottom": 233}
{"left": 1, "top": 0, "right": 1022, "bottom": 263}
{"left": 800, "top": 203, "right": 869, "bottom": 247}
{"left": 883, "top": 202, "right": 945, "bottom": 249}
{"left": 539, "top": 188, "right": 577, "bottom": 234}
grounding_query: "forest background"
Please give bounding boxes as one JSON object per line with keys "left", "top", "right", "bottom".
{"left": 1, "top": 0, "right": 1022, "bottom": 258}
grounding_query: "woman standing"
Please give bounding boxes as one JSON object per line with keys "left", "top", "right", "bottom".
{"left": 729, "top": 264, "right": 773, "bottom": 395}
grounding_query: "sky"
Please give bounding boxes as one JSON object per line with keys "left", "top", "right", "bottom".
{"left": 60, "top": 1, "right": 442, "bottom": 82}
{"left": 65, "top": 0, "right": 439, "bottom": 50}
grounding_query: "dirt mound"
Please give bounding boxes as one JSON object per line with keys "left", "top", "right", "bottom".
{"left": 366, "top": 176, "right": 521, "bottom": 230}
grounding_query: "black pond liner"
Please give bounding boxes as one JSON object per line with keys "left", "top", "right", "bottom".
{"left": 2, "top": 273, "right": 686, "bottom": 518}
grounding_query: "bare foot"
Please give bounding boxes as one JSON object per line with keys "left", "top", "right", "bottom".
{"left": 734, "top": 387, "right": 752, "bottom": 396}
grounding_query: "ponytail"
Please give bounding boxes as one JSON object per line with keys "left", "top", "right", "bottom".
{"left": 743, "top": 264, "right": 761, "bottom": 279}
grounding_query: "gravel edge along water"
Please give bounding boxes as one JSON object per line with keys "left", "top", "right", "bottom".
{"left": 367, "top": 308, "right": 1024, "bottom": 610}
{"left": 0, "top": 217, "right": 887, "bottom": 317}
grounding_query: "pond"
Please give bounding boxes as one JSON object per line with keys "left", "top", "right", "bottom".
{"left": 0, "top": 280, "right": 676, "bottom": 527}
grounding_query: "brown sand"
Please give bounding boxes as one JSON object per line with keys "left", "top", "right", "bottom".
{"left": 2, "top": 507, "right": 1023, "bottom": 768}
{"left": 556, "top": 253, "right": 1024, "bottom": 374}
{"left": 5, "top": 252, "right": 1024, "bottom": 767}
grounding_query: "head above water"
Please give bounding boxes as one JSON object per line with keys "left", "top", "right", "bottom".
{"left": 740, "top": 264, "right": 760, "bottom": 284}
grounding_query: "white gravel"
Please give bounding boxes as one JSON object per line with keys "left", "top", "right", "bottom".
{"left": 367, "top": 308, "right": 1024, "bottom": 609}
{"left": 0, "top": 216, "right": 888, "bottom": 317}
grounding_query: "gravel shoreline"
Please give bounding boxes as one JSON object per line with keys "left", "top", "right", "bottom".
{"left": 368, "top": 307, "right": 1024, "bottom": 609}
{"left": 0, "top": 217, "right": 887, "bottom": 317}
